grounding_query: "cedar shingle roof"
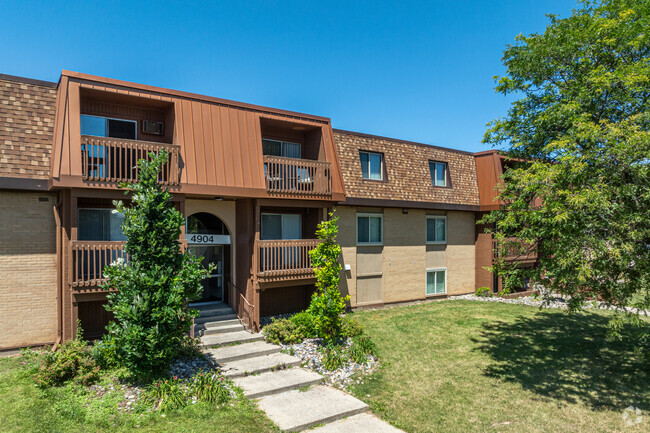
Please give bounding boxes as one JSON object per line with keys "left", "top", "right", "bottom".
{"left": 0, "top": 75, "right": 57, "bottom": 180}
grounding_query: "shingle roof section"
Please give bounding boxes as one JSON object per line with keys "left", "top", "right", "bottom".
{"left": 333, "top": 130, "right": 479, "bottom": 205}
{"left": 0, "top": 77, "right": 56, "bottom": 180}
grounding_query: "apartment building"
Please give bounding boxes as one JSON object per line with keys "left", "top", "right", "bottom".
{"left": 0, "top": 71, "right": 525, "bottom": 350}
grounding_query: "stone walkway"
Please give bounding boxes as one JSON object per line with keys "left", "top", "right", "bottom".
{"left": 199, "top": 305, "right": 402, "bottom": 432}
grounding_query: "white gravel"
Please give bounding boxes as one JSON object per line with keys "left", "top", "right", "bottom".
{"left": 280, "top": 338, "right": 379, "bottom": 390}
{"left": 449, "top": 293, "right": 649, "bottom": 316}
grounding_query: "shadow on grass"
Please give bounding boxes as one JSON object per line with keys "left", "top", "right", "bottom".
{"left": 475, "top": 311, "right": 650, "bottom": 410}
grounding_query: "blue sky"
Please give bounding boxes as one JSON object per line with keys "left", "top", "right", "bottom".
{"left": 0, "top": 0, "right": 575, "bottom": 152}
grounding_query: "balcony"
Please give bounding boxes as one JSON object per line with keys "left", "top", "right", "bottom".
{"left": 71, "top": 241, "right": 127, "bottom": 290}
{"left": 81, "top": 135, "right": 181, "bottom": 185}
{"left": 263, "top": 156, "right": 332, "bottom": 198}
{"left": 493, "top": 238, "right": 538, "bottom": 263}
{"left": 255, "top": 239, "right": 320, "bottom": 283}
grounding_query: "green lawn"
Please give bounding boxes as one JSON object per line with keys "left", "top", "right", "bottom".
{"left": 349, "top": 300, "right": 650, "bottom": 433}
{"left": 0, "top": 357, "right": 278, "bottom": 433}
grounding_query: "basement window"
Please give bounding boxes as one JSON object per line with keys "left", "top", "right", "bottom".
{"left": 426, "top": 269, "right": 446, "bottom": 295}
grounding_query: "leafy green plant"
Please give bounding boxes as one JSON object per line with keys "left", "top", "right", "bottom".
{"left": 341, "top": 316, "right": 364, "bottom": 338}
{"left": 145, "top": 376, "right": 187, "bottom": 412}
{"left": 351, "top": 335, "right": 376, "bottom": 358}
{"left": 349, "top": 342, "right": 369, "bottom": 365}
{"left": 189, "top": 371, "right": 231, "bottom": 405}
{"left": 33, "top": 324, "right": 100, "bottom": 387}
{"left": 263, "top": 317, "right": 305, "bottom": 345}
{"left": 320, "top": 344, "right": 345, "bottom": 371}
{"left": 100, "top": 151, "right": 211, "bottom": 378}
{"left": 475, "top": 287, "right": 493, "bottom": 298}
{"left": 308, "top": 211, "right": 350, "bottom": 344}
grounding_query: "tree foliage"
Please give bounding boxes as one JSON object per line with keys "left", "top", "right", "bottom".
{"left": 482, "top": 0, "right": 650, "bottom": 342}
{"left": 100, "top": 151, "right": 210, "bottom": 378}
{"left": 308, "top": 211, "right": 350, "bottom": 344}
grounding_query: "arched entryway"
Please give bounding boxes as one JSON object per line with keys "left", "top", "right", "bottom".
{"left": 186, "top": 212, "right": 232, "bottom": 303}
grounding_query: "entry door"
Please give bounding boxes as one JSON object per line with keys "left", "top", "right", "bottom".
{"left": 189, "top": 245, "right": 224, "bottom": 301}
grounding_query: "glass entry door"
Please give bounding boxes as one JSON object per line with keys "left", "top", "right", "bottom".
{"left": 189, "top": 245, "right": 224, "bottom": 302}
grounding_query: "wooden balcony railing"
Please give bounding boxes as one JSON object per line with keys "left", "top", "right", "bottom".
{"left": 493, "top": 238, "right": 538, "bottom": 263}
{"left": 71, "top": 241, "right": 127, "bottom": 288}
{"left": 263, "top": 156, "right": 332, "bottom": 197}
{"left": 255, "top": 239, "right": 320, "bottom": 281}
{"left": 81, "top": 135, "right": 181, "bottom": 185}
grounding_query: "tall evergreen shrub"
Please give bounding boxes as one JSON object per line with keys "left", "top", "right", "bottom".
{"left": 100, "top": 151, "right": 210, "bottom": 378}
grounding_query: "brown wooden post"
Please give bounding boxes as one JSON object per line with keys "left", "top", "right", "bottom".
{"left": 253, "top": 200, "right": 261, "bottom": 331}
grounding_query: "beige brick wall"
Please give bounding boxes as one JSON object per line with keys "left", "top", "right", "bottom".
{"left": 0, "top": 191, "right": 58, "bottom": 348}
{"left": 337, "top": 206, "right": 475, "bottom": 307}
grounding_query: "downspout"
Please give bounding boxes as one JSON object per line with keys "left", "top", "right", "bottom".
{"left": 52, "top": 193, "right": 63, "bottom": 349}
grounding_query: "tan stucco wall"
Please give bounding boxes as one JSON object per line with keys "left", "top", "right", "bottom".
{"left": 184, "top": 199, "right": 238, "bottom": 286}
{"left": 0, "top": 191, "right": 58, "bottom": 348}
{"left": 337, "top": 206, "right": 475, "bottom": 307}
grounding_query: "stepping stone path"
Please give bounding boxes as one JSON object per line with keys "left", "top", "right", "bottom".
{"left": 200, "top": 302, "right": 402, "bottom": 432}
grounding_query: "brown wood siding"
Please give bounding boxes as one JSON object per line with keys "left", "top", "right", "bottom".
{"left": 475, "top": 151, "right": 503, "bottom": 210}
{"left": 260, "top": 284, "right": 315, "bottom": 317}
{"left": 475, "top": 214, "right": 495, "bottom": 291}
{"left": 49, "top": 72, "right": 346, "bottom": 201}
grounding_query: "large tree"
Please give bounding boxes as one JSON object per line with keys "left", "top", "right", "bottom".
{"left": 483, "top": 0, "right": 650, "bottom": 341}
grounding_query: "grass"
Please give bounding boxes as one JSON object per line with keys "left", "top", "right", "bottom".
{"left": 349, "top": 300, "right": 650, "bottom": 433}
{"left": 0, "top": 357, "right": 278, "bottom": 433}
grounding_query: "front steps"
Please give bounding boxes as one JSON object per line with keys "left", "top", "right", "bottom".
{"left": 203, "top": 328, "right": 403, "bottom": 432}
{"left": 192, "top": 301, "right": 263, "bottom": 347}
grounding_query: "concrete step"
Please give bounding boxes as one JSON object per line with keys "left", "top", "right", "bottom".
{"left": 205, "top": 341, "right": 282, "bottom": 364}
{"left": 256, "top": 385, "right": 369, "bottom": 432}
{"left": 194, "top": 312, "right": 238, "bottom": 325}
{"left": 233, "top": 368, "right": 323, "bottom": 399}
{"left": 196, "top": 306, "right": 235, "bottom": 318}
{"left": 200, "top": 323, "right": 246, "bottom": 336}
{"left": 218, "top": 352, "right": 301, "bottom": 378}
{"left": 200, "top": 330, "right": 264, "bottom": 348}
{"left": 204, "top": 318, "right": 242, "bottom": 328}
{"left": 310, "top": 413, "right": 404, "bottom": 432}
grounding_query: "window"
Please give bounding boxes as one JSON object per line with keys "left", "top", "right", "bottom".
{"left": 359, "top": 151, "right": 383, "bottom": 180}
{"left": 261, "top": 213, "right": 302, "bottom": 240}
{"left": 426, "top": 269, "right": 446, "bottom": 295}
{"left": 357, "top": 213, "right": 383, "bottom": 245}
{"left": 80, "top": 114, "right": 137, "bottom": 140}
{"left": 429, "top": 161, "right": 448, "bottom": 187}
{"left": 262, "top": 139, "right": 301, "bottom": 159}
{"left": 426, "top": 215, "right": 447, "bottom": 244}
{"left": 78, "top": 208, "right": 126, "bottom": 241}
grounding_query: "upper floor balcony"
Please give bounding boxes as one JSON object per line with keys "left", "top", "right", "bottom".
{"left": 493, "top": 238, "right": 538, "bottom": 263}
{"left": 263, "top": 155, "right": 332, "bottom": 197}
{"left": 49, "top": 71, "right": 346, "bottom": 200}
{"left": 81, "top": 135, "right": 181, "bottom": 185}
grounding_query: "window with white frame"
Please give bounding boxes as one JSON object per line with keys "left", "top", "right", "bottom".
{"left": 262, "top": 138, "right": 302, "bottom": 159}
{"left": 426, "top": 269, "right": 446, "bottom": 295}
{"left": 357, "top": 213, "right": 383, "bottom": 245}
{"left": 359, "top": 151, "right": 383, "bottom": 180}
{"left": 429, "top": 161, "right": 448, "bottom": 187}
{"left": 426, "top": 215, "right": 447, "bottom": 244}
{"left": 80, "top": 114, "right": 137, "bottom": 140}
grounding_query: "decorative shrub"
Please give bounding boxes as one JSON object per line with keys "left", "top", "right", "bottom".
{"left": 308, "top": 212, "right": 350, "bottom": 344}
{"left": 145, "top": 376, "right": 186, "bottom": 412}
{"left": 290, "top": 311, "right": 317, "bottom": 337}
{"left": 351, "top": 335, "right": 376, "bottom": 357}
{"left": 475, "top": 286, "right": 494, "bottom": 298}
{"left": 145, "top": 371, "right": 232, "bottom": 412}
{"left": 189, "top": 371, "right": 231, "bottom": 405}
{"left": 33, "top": 325, "right": 100, "bottom": 387}
{"left": 320, "top": 344, "right": 345, "bottom": 371}
{"left": 100, "top": 151, "right": 211, "bottom": 379}
{"left": 341, "top": 316, "right": 364, "bottom": 338}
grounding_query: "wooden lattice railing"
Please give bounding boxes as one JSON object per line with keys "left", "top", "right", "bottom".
{"left": 71, "top": 241, "right": 127, "bottom": 288}
{"left": 255, "top": 239, "right": 320, "bottom": 280}
{"left": 81, "top": 135, "right": 180, "bottom": 185}
{"left": 263, "top": 155, "right": 331, "bottom": 196}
